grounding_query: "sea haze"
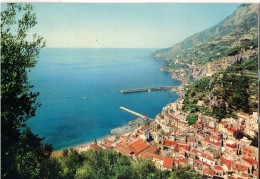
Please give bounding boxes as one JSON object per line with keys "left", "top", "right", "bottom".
{"left": 27, "top": 48, "right": 181, "bottom": 150}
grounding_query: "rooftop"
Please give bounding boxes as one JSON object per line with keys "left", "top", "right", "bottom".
{"left": 163, "top": 157, "right": 174, "bottom": 169}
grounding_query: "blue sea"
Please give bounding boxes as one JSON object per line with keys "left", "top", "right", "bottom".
{"left": 27, "top": 48, "right": 181, "bottom": 150}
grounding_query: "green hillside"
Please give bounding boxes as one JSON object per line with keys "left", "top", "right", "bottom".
{"left": 150, "top": 4, "right": 258, "bottom": 66}
{"left": 183, "top": 57, "right": 258, "bottom": 124}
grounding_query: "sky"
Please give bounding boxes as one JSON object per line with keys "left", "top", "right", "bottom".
{"left": 2, "top": 3, "right": 241, "bottom": 48}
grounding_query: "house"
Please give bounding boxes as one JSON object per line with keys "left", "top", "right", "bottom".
{"left": 150, "top": 121, "right": 161, "bottom": 132}
{"left": 227, "top": 127, "right": 237, "bottom": 136}
{"left": 219, "top": 156, "right": 232, "bottom": 171}
{"left": 102, "top": 141, "right": 112, "bottom": 150}
{"left": 126, "top": 139, "right": 150, "bottom": 156}
{"left": 188, "top": 138, "right": 198, "bottom": 148}
{"left": 211, "top": 129, "right": 221, "bottom": 137}
{"left": 162, "top": 157, "right": 174, "bottom": 171}
{"left": 192, "top": 149, "right": 215, "bottom": 166}
{"left": 114, "top": 144, "right": 132, "bottom": 157}
{"left": 214, "top": 165, "right": 224, "bottom": 177}
{"left": 242, "top": 146, "right": 258, "bottom": 160}
{"left": 218, "top": 121, "right": 228, "bottom": 133}
{"left": 231, "top": 163, "right": 248, "bottom": 178}
{"left": 202, "top": 136, "right": 221, "bottom": 147}
{"left": 203, "top": 168, "right": 215, "bottom": 178}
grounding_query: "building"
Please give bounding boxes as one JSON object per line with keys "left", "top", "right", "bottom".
{"left": 150, "top": 121, "right": 161, "bottom": 132}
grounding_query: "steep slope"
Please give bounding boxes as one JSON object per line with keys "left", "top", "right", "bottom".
{"left": 150, "top": 3, "right": 258, "bottom": 82}
{"left": 183, "top": 57, "right": 258, "bottom": 122}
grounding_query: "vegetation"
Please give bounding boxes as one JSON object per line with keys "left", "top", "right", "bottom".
{"left": 1, "top": 3, "right": 54, "bottom": 178}
{"left": 50, "top": 148, "right": 201, "bottom": 179}
{"left": 183, "top": 56, "right": 258, "bottom": 121}
{"left": 187, "top": 113, "right": 198, "bottom": 125}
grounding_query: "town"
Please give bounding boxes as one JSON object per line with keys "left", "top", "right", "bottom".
{"left": 79, "top": 98, "right": 258, "bottom": 179}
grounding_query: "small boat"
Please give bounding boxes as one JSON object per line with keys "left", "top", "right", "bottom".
{"left": 148, "top": 89, "right": 151, "bottom": 92}
{"left": 82, "top": 96, "right": 89, "bottom": 99}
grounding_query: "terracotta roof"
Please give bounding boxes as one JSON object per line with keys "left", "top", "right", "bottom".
{"left": 164, "top": 132, "right": 170, "bottom": 137}
{"left": 174, "top": 147, "right": 180, "bottom": 152}
{"left": 243, "top": 158, "right": 258, "bottom": 166}
{"left": 139, "top": 151, "right": 164, "bottom": 161}
{"left": 179, "top": 158, "right": 187, "bottom": 164}
{"left": 127, "top": 139, "right": 149, "bottom": 154}
{"left": 203, "top": 162, "right": 210, "bottom": 168}
{"left": 233, "top": 163, "right": 248, "bottom": 171}
{"left": 221, "top": 121, "right": 228, "bottom": 125}
{"left": 226, "top": 144, "right": 236, "bottom": 149}
{"left": 242, "top": 174, "right": 248, "bottom": 178}
{"left": 114, "top": 144, "right": 132, "bottom": 157}
{"left": 203, "top": 136, "right": 221, "bottom": 146}
{"left": 211, "top": 129, "right": 220, "bottom": 134}
{"left": 165, "top": 113, "right": 179, "bottom": 122}
{"left": 165, "top": 113, "right": 173, "bottom": 118}
{"left": 204, "top": 168, "right": 214, "bottom": 176}
{"left": 198, "top": 121, "right": 204, "bottom": 125}
{"left": 220, "top": 156, "right": 232, "bottom": 170}
{"left": 144, "top": 145, "right": 158, "bottom": 153}
{"left": 211, "top": 136, "right": 221, "bottom": 140}
{"left": 137, "top": 131, "right": 143, "bottom": 135}
{"left": 164, "top": 140, "right": 177, "bottom": 146}
{"left": 103, "top": 141, "right": 112, "bottom": 148}
{"left": 188, "top": 138, "right": 196, "bottom": 142}
{"left": 90, "top": 144, "right": 99, "bottom": 149}
{"left": 198, "top": 131, "right": 204, "bottom": 136}
{"left": 198, "top": 152, "right": 215, "bottom": 162}
{"left": 214, "top": 165, "right": 223, "bottom": 171}
{"left": 177, "top": 142, "right": 189, "bottom": 151}
{"left": 240, "top": 112, "right": 249, "bottom": 116}
{"left": 179, "top": 120, "right": 187, "bottom": 124}
{"left": 166, "top": 123, "right": 176, "bottom": 128}
{"left": 205, "top": 125, "right": 213, "bottom": 129}
{"left": 192, "top": 149, "right": 200, "bottom": 154}
{"left": 121, "top": 141, "right": 130, "bottom": 148}
{"left": 170, "top": 117, "right": 179, "bottom": 122}
{"left": 192, "top": 124, "right": 198, "bottom": 128}
{"left": 163, "top": 157, "right": 174, "bottom": 169}
{"left": 141, "top": 125, "right": 149, "bottom": 130}
{"left": 227, "top": 127, "right": 237, "bottom": 133}
{"left": 158, "top": 113, "right": 163, "bottom": 118}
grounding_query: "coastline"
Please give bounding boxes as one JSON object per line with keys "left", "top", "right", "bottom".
{"left": 54, "top": 63, "right": 184, "bottom": 153}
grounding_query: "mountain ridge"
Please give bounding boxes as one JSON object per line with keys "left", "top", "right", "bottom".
{"left": 150, "top": 3, "right": 258, "bottom": 64}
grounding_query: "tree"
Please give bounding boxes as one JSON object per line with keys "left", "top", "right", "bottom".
{"left": 1, "top": 3, "right": 51, "bottom": 178}
{"left": 169, "top": 166, "right": 201, "bottom": 179}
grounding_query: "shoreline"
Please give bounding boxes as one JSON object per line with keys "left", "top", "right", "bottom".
{"left": 54, "top": 65, "right": 184, "bottom": 153}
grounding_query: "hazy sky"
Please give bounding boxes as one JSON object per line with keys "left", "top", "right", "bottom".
{"left": 6, "top": 3, "right": 241, "bottom": 48}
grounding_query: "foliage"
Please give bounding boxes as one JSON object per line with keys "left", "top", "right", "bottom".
{"left": 169, "top": 166, "right": 201, "bottom": 179}
{"left": 225, "top": 56, "right": 258, "bottom": 72}
{"left": 183, "top": 53, "right": 257, "bottom": 122}
{"left": 1, "top": 3, "right": 52, "bottom": 178}
{"left": 187, "top": 113, "right": 198, "bottom": 125}
{"left": 50, "top": 148, "right": 200, "bottom": 179}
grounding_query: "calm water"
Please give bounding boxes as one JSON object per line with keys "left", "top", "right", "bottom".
{"left": 27, "top": 48, "right": 181, "bottom": 150}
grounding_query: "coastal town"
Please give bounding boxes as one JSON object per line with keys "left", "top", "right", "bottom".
{"left": 76, "top": 97, "right": 258, "bottom": 179}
